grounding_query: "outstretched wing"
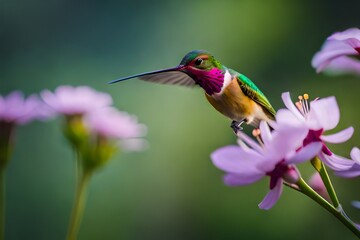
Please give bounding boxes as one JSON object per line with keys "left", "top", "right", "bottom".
{"left": 236, "top": 72, "right": 276, "bottom": 119}
{"left": 109, "top": 68, "right": 196, "bottom": 87}
{"left": 138, "top": 71, "right": 195, "bottom": 87}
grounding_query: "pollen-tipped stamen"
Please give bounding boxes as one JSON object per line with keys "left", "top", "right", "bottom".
{"left": 296, "top": 94, "right": 311, "bottom": 118}
{"left": 303, "top": 93, "right": 310, "bottom": 115}
{"left": 295, "top": 101, "right": 304, "bottom": 114}
{"left": 298, "top": 95, "right": 307, "bottom": 116}
{"left": 252, "top": 128, "right": 264, "bottom": 146}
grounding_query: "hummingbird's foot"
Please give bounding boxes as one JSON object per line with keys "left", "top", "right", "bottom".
{"left": 231, "top": 120, "right": 245, "bottom": 135}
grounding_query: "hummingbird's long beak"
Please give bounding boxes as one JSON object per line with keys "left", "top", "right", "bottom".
{"left": 108, "top": 65, "right": 185, "bottom": 84}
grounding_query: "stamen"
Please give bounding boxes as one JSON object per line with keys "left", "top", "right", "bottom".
{"left": 303, "top": 93, "right": 310, "bottom": 114}
{"left": 296, "top": 95, "right": 307, "bottom": 115}
{"left": 295, "top": 101, "right": 304, "bottom": 113}
{"left": 252, "top": 128, "right": 260, "bottom": 137}
{"left": 252, "top": 128, "right": 264, "bottom": 146}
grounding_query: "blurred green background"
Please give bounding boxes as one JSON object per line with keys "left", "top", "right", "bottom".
{"left": 2, "top": 0, "right": 360, "bottom": 239}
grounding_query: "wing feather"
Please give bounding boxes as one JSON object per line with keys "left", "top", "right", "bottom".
{"left": 236, "top": 73, "right": 276, "bottom": 119}
{"left": 139, "top": 71, "right": 196, "bottom": 87}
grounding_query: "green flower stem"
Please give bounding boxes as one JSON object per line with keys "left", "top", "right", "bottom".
{"left": 0, "top": 169, "right": 5, "bottom": 240}
{"left": 297, "top": 178, "right": 360, "bottom": 238}
{"left": 311, "top": 157, "right": 340, "bottom": 207}
{"left": 66, "top": 170, "right": 92, "bottom": 240}
{"left": 74, "top": 149, "right": 82, "bottom": 183}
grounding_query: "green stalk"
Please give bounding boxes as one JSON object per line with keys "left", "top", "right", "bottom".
{"left": 297, "top": 178, "right": 360, "bottom": 238}
{"left": 66, "top": 170, "right": 92, "bottom": 240}
{"left": 311, "top": 157, "right": 340, "bottom": 207}
{"left": 0, "top": 169, "right": 5, "bottom": 240}
{"left": 74, "top": 149, "right": 82, "bottom": 183}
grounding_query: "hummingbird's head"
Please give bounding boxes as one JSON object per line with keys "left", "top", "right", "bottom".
{"left": 179, "top": 50, "right": 227, "bottom": 95}
{"left": 179, "top": 50, "right": 222, "bottom": 71}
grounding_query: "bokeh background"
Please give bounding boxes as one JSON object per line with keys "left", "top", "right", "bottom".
{"left": 2, "top": 0, "right": 360, "bottom": 239}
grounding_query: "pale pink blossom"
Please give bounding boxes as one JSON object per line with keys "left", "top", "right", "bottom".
{"left": 84, "top": 107, "right": 147, "bottom": 151}
{"left": 0, "top": 91, "right": 51, "bottom": 124}
{"left": 41, "top": 86, "right": 112, "bottom": 116}
{"left": 211, "top": 122, "right": 322, "bottom": 210}
{"left": 312, "top": 28, "right": 360, "bottom": 74}
{"left": 275, "top": 92, "right": 354, "bottom": 171}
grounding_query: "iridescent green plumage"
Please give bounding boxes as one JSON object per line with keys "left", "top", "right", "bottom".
{"left": 234, "top": 71, "right": 276, "bottom": 119}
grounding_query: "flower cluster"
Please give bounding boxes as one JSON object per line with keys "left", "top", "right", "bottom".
{"left": 212, "top": 121, "right": 322, "bottom": 209}
{"left": 211, "top": 91, "right": 359, "bottom": 210}
{"left": 41, "top": 85, "right": 147, "bottom": 170}
{"left": 0, "top": 86, "right": 146, "bottom": 172}
{"left": 0, "top": 86, "right": 147, "bottom": 240}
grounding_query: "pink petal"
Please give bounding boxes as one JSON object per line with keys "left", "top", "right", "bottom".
{"left": 321, "top": 127, "right": 354, "bottom": 143}
{"left": 259, "top": 121, "right": 272, "bottom": 146}
{"left": 329, "top": 28, "right": 360, "bottom": 40}
{"left": 310, "top": 97, "right": 339, "bottom": 130}
{"left": 17, "top": 95, "right": 41, "bottom": 124}
{"left": 335, "top": 165, "right": 360, "bottom": 178}
{"left": 0, "top": 97, "right": 4, "bottom": 116}
{"left": 258, "top": 179, "right": 283, "bottom": 210}
{"left": 3, "top": 91, "right": 24, "bottom": 120}
{"left": 275, "top": 109, "right": 305, "bottom": 127}
{"left": 309, "top": 172, "right": 323, "bottom": 190}
{"left": 237, "top": 132, "right": 263, "bottom": 153}
{"left": 318, "top": 152, "right": 354, "bottom": 171}
{"left": 266, "top": 125, "right": 308, "bottom": 162}
{"left": 41, "top": 90, "right": 61, "bottom": 112}
{"left": 223, "top": 173, "right": 264, "bottom": 186}
{"left": 323, "top": 56, "right": 360, "bottom": 75}
{"left": 309, "top": 172, "right": 330, "bottom": 201}
{"left": 351, "top": 147, "right": 360, "bottom": 163}
{"left": 281, "top": 92, "right": 304, "bottom": 120}
{"left": 85, "top": 107, "right": 146, "bottom": 139}
{"left": 42, "top": 86, "right": 113, "bottom": 115}
{"left": 287, "top": 142, "right": 322, "bottom": 164}
{"left": 311, "top": 40, "right": 358, "bottom": 72}
{"left": 335, "top": 147, "right": 360, "bottom": 178}
{"left": 211, "top": 146, "right": 264, "bottom": 175}
{"left": 328, "top": 28, "right": 360, "bottom": 48}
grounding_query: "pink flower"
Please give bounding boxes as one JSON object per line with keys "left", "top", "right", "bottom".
{"left": 84, "top": 107, "right": 147, "bottom": 151}
{"left": 312, "top": 28, "right": 360, "bottom": 74}
{"left": 335, "top": 147, "right": 360, "bottom": 178}
{"left": 211, "top": 122, "right": 322, "bottom": 210}
{"left": 41, "top": 86, "right": 112, "bottom": 116}
{"left": 275, "top": 92, "right": 354, "bottom": 171}
{"left": 309, "top": 172, "right": 330, "bottom": 201}
{"left": 0, "top": 91, "right": 51, "bottom": 124}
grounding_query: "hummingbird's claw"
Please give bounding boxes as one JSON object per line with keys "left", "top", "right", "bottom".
{"left": 231, "top": 120, "right": 245, "bottom": 135}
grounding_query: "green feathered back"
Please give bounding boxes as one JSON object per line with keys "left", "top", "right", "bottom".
{"left": 231, "top": 70, "right": 276, "bottom": 119}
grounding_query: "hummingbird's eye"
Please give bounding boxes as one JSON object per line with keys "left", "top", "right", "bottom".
{"left": 194, "top": 58, "right": 203, "bottom": 66}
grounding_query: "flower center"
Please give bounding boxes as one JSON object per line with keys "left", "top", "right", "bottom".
{"left": 303, "top": 129, "right": 332, "bottom": 156}
{"left": 266, "top": 160, "right": 290, "bottom": 189}
{"left": 355, "top": 47, "right": 360, "bottom": 54}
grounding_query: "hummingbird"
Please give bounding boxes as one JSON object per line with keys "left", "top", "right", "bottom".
{"left": 109, "top": 50, "right": 276, "bottom": 133}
